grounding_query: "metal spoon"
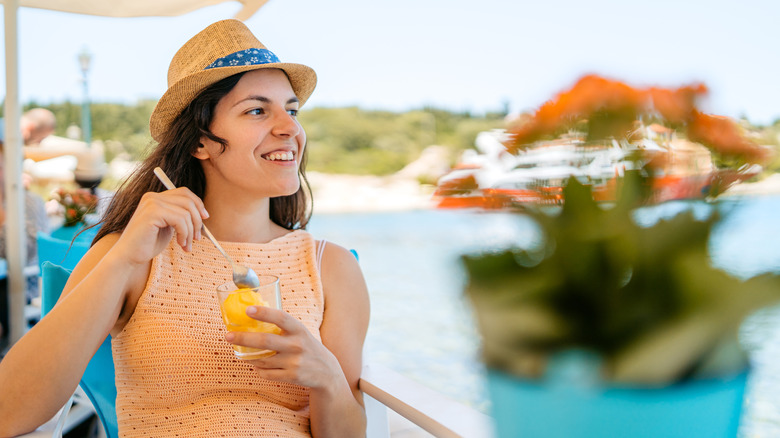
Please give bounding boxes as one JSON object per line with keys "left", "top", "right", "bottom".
{"left": 153, "top": 167, "right": 260, "bottom": 289}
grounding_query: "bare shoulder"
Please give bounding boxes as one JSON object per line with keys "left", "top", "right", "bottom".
{"left": 320, "top": 242, "right": 363, "bottom": 285}
{"left": 319, "top": 241, "right": 368, "bottom": 306}
{"left": 320, "top": 241, "right": 360, "bottom": 271}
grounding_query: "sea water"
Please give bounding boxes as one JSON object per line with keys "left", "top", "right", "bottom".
{"left": 308, "top": 194, "right": 780, "bottom": 437}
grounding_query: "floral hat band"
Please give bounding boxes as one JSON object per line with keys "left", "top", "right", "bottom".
{"left": 205, "top": 48, "right": 280, "bottom": 70}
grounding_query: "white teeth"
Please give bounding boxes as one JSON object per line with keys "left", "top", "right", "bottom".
{"left": 264, "top": 151, "right": 294, "bottom": 161}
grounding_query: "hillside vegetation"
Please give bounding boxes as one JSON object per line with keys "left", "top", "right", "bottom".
{"left": 14, "top": 102, "right": 508, "bottom": 176}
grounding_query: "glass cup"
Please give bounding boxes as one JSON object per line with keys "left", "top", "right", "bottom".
{"left": 216, "top": 275, "right": 282, "bottom": 359}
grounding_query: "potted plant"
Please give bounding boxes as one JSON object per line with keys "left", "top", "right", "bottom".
{"left": 48, "top": 186, "right": 99, "bottom": 241}
{"left": 456, "top": 75, "right": 780, "bottom": 437}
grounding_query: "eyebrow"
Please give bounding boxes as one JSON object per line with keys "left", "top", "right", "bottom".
{"left": 234, "top": 95, "right": 299, "bottom": 107}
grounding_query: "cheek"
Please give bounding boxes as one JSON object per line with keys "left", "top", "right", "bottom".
{"left": 296, "top": 130, "right": 307, "bottom": 162}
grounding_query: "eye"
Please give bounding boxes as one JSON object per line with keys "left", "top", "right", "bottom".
{"left": 287, "top": 109, "right": 299, "bottom": 117}
{"left": 247, "top": 108, "right": 265, "bottom": 116}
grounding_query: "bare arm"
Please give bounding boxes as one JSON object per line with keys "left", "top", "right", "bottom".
{"left": 0, "top": 235, "right": 142, "bottom": 435}
{"left": 0, "top": 187, "right": 209, "bottom": 436}
{"left": 310, "top": 243, "right": 370, "bottom": 438}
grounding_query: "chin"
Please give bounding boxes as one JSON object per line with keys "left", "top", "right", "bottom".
{"left": 275, "top": 182, "right": 301, "bottom": 198}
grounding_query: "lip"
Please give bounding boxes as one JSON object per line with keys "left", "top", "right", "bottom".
{"left": 264, "top": 158, "right": 297, "bottom": 166}
{"left": 263, "top": 146, "right": 295, "bottom": 154}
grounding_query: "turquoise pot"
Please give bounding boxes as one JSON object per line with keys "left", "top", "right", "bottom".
{"left": 487, "top": 368, "right": 748, "bottom": 438}
{"left": 39, "top": 223, "right": 102, "bottom": 271}
{"left": 51, "top": 223, "right": 99, "bottom": 243}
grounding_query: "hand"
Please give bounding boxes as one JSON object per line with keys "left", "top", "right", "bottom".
{"left": 112, "top": 187, "right": 209, "bottom": 266}
{"left": 22, "top": 172, "right": 33, "bottom": 189}
{"left": 225, "top": 306, "right": 343, "bottom": 389}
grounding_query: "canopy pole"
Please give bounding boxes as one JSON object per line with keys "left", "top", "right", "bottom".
{"left": 4, "top": 0, "right": 29, "bottom": 344}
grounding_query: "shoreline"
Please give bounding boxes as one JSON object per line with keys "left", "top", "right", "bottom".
{"left": 721, "top": 173, "right": 780, "bottom": 197}
{"left": 307, "top": 171, "right": 780, "bottom": 214}
{"left": 34, "top": 156, "right": 780, "bottom": 215}
{"left": 308, "top": 171, "right": 437, "bottom": 214}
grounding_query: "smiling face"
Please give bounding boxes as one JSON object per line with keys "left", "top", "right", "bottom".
{"left": 194, "top": 68, "right": 306, "bottom": 200}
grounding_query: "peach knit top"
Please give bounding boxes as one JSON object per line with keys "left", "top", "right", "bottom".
{"left": 112, "top": 230, "right": 325, "bottom": 437}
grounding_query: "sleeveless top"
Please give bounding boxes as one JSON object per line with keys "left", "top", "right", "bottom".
{"left": 112, "top": 230, "right": 326, "bottom": 437}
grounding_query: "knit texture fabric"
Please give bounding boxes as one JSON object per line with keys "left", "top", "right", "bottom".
{"left": 112, "top": 230, "right": 324, "bottom": 437}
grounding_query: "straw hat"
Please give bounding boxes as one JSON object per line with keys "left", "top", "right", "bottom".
{"left": 149, "top": 19, "right": 317, "bottom": 142}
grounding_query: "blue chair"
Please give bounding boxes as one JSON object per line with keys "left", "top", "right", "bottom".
{"left": 41, "top": 261, "right": 118, "bottom": 438}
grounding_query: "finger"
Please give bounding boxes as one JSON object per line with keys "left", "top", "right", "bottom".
{"left": 147, "top": 191, "right": 206, "bottom": 249}
{"left": 154, "top": 202, "right": 194, "bottom": 251}
{"left": 225, "top": 330, "right": 284, "bottom": 353}
{"left": 180, "top": 211, "right": 194, "bottom": 252}
{"left": 172, "top": 190, "right": 205, "bottom": 241}
{"left": 162, "top": 187, "right": 209, "bottom": 223}
{"left": 135, "top": 193, "right": 187, "bottom": 246}
{"left": 167, "top": 203, "right": 194, "bottom": 251}
{"left": 246, "top": 306, "right": 303, "bottom": 334}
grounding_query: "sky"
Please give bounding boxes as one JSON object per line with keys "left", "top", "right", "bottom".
{"left": 1, "top": 0, "right": 779, "bottom": 125}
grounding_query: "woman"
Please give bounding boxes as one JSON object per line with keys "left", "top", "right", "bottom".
{"left": 0, "top": 19, "right": 369, "bottom": 438}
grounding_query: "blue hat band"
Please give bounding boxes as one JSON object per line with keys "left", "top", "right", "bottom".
{"left": 204, "top": 48, "right": 280, "bottom": 70}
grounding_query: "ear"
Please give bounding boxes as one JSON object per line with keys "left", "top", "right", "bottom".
{"left": 192, "top": 140, "right": 210, "bottom": 160}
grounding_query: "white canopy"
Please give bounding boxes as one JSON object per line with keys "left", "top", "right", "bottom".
{"left": 2, "top": 0, "right": 268, "bottom": 20}
{"left": 1, "top": 0, "right": 267, "bottom": 343}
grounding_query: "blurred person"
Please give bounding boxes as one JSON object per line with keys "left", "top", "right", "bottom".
{"left": 20, "top": 108, "right": 57, "bottom": 146}
{"left": 0, "top": 19, "right": 369, "bottom": 438}
{"left": 0, "top": 107, "right": 57, "bottom": 148}
{"left": 0, "top": 179, "right": 49, "bottom": 303}
{"left": 2, "top": 107, "right": 57, "bottom": 188}
{"left": 0, "top": 108, "right": 52, "bottom": 328}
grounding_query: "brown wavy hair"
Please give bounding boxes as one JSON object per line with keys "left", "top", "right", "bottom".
{"left": 93, "top": 72, "right": 312, "bottom": 245}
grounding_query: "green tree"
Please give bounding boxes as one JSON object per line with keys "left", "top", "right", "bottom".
{"left": 8, "top": 100, "right": 507, "bottom": 177}
{"left": 300, "top": 106, "right": 505, "bottom": 175}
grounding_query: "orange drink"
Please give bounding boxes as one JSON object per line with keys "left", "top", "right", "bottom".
{"left": 216, "top": 276, "right": 282, "bottom": 359}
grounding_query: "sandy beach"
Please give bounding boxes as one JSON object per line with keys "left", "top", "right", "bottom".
{"left": 29, "top": 149, "right": 780, "bottom": 216}
{"left": 306, "top": 171, "right": 780, "bottom": 215}
{"left": 721, "top": 173, "right": 780, "bottom": 197}
{"left": 308, "top": 171, "right": 438, "bottom": 214}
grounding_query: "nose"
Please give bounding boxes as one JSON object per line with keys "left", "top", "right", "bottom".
{"left": 271, "top": 109, "right": 300, "bottom": 138}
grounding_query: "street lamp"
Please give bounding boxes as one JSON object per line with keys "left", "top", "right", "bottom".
{"left": 75, "top": 47, "right": 105, "bottom": 194}
{"left": 78, "top": 47, "right": 92, "bottom": 146}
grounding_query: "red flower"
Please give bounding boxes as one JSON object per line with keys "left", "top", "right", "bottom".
{"left": 505, "top": 74, "right": 769, "bottom": 166}
{"left": 687, "top": 112, "right": 770, "bottom": 164}
{"left": 50, "top": 187, "right": 99, "bottom": 227}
